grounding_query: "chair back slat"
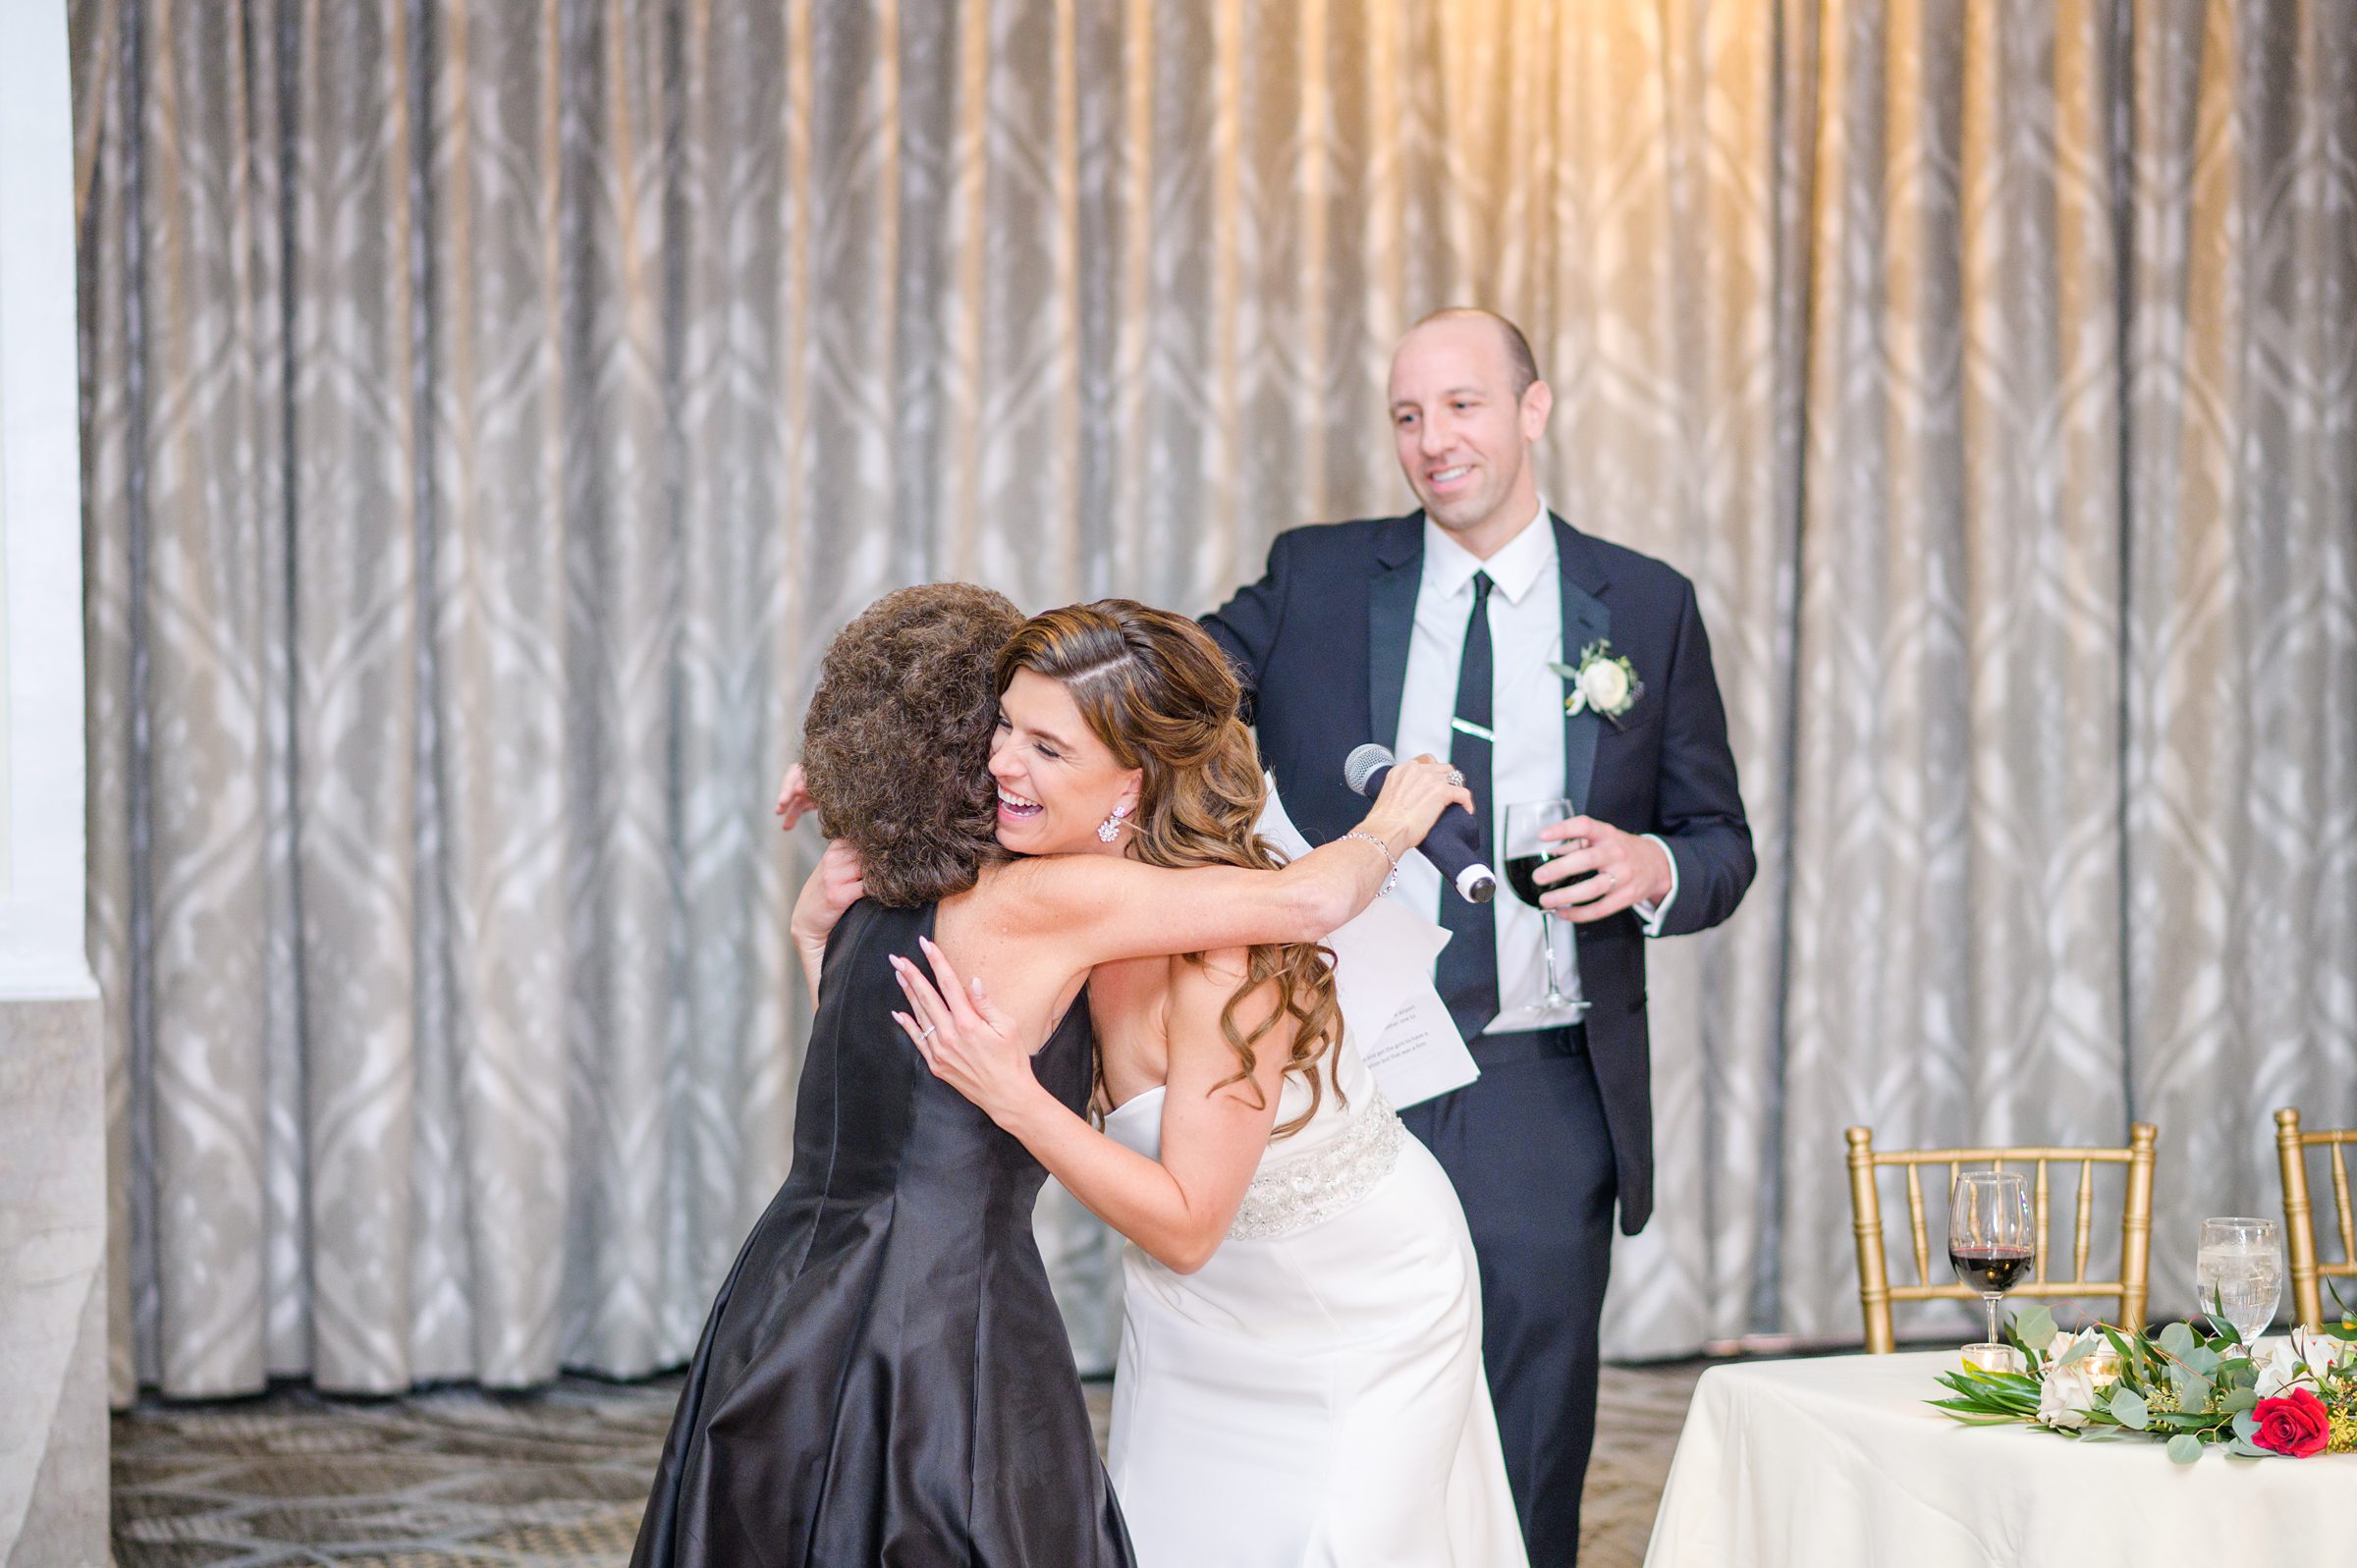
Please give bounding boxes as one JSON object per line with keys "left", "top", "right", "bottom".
{"left": 2332, "top": 1144, "right": 2353, "bottom": 1266}
{"left": 2277, "top": 1109, "right": 2357, "bottom": 1326}
{"left": 2033, "top": 1162, "right": 2052, "bottom": 1273}
{"left": 1844, "top": 1123, "right": 2159, "bottom": 1352}
{"left": 2120, "top": 1123, "right": 2157, "bottom": 1328}
{"left": 2072, "top": 1160, "right": 2094, "bottom": 1282}
{"left": 1845, "top": 1127, "right": 1894, "bottom": 1350}
{"left": 1905, "top": 1163, "right": 1929, "bottom": 1282}
{"left": 1865, "top": 1146, "right": 2143, "bottom": 1165}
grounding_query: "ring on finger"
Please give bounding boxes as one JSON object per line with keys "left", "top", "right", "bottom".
{"left": 1445, "top": 767, "right": 1465, "bottom": 787}
{"left": 916, "top": 1023, "right": 938, "bottom": 1042}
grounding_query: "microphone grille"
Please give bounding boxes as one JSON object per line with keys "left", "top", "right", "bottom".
{"left": 1343, "top": 743, "right": 1394, "bottom": 796}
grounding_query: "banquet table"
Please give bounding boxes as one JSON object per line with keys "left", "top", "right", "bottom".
{"left": 1644, "top": 1349, "right": 2348, "bottom": 1567}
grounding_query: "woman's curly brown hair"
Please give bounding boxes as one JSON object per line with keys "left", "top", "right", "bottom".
{"left": 801, "top": 583, "right": 1024, "bottom": 906}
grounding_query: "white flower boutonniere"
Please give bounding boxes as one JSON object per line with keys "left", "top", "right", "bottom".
{"left": 1550, "top": 640, "right": 1643, "bottom": 724}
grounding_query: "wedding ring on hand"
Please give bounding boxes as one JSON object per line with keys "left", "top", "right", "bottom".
{"left": 1445, "top": 768, "right": 1465, "bottom": 787}
{"left": 915, "top": 1024, "right": 938, "bottom": 1042}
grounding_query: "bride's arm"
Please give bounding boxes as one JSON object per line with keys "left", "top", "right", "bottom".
{"left": 891, "top": 938, "right": 1285, "bottom": 1274}
{"left": 1000, "top": 755, "right": 1469, "bottom": 966}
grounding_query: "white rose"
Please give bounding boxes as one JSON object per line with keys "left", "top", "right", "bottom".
{"left": 2291, "top": 1325, "right": 2355, "bottom": 1375}
{"left": 1579, "top": 660, "right": 1630, "bottom": 713}
{"left": 2036, "top": 1361, "right": 2098, "bottom": 1430}
{"left": 2256, "top": 1342, "right": 2304, "bottom": 1400}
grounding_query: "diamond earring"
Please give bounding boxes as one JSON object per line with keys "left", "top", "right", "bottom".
{"left": 1096, "top": 802, "right": 1131, "bottom": 843}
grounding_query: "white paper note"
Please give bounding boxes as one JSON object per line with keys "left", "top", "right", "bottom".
{"left": 1353, "top": 974, "right": 1481, "bottom": 1108}
{"left": 1254, "top": 780, "right": 1479, "bottom": 1109}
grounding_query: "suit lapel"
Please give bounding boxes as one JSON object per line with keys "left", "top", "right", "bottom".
{"left": 1366, "top": 514, "right": 1424, "bottom": 750}
{"left": 1555, "top": 514, "right": 1612, "bottom": 815}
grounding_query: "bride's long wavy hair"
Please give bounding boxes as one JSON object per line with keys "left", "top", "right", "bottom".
{"left": 997, "top": 601, "right": 1343, "bottom": 1138}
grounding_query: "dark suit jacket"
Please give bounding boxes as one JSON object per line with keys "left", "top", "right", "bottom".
{"left": 1202, "top": 511, "right": 1753, "bottom": 1233}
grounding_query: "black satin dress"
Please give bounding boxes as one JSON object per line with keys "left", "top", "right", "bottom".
{"left": 630, "top": 899, "right": 1133, "bottom": 1568}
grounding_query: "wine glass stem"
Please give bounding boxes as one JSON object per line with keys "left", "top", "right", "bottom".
{"left": 1985, "top": 1294, "right": 2000, "bottom": 1346}
{"left": 1539, "top": 912, "right": 1563, "bottom": 1003}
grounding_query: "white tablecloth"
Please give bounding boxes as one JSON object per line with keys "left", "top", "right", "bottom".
{"left": 1645, "top": 1350, "right": 2347, "bottom": 1567}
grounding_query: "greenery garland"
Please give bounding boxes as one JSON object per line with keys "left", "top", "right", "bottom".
{"left": 1931, "top": 1296, "right": 2357, "bottom": 1463}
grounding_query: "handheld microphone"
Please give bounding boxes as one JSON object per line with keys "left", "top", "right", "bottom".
{"left": 1343, "top": 743, "right": 1497, "bottom": 903}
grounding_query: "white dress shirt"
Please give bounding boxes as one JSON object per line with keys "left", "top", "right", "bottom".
{"left": 1390, "top": 504, "right": 1677, "bottom": 1031}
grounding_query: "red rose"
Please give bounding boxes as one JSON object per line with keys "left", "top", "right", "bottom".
{"left": 2251, "top": 1387, "right": 2330, "bottom": 1458}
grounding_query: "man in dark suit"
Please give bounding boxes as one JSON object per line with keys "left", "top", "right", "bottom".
{"left": 1201, "top": 308, "right": 1752, "bottom": 1564}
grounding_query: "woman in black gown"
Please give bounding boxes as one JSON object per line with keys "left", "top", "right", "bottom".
{"left": 630, "top": 585, "right": 1463, "bottom": 1568}
{"left": 630, "top": 899, "right": 1121, "bottom": 1565}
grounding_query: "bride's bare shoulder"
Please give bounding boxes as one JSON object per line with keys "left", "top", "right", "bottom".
{"left": 1167, "top": 950, "right": 1274, "bottom": 1042}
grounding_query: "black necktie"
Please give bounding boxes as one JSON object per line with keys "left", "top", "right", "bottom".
{"left": 1435, "top": 571, "right": 1498, "bottom": 1042}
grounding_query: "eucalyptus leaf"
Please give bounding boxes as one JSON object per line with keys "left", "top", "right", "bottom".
{"left": 2223, "top": 1388, "right": 2259, "bottom": 1415}
{"left": 2058, "top": 1338, "right": 2094, "bottom": 1366}
{"left": 2109, "top": 1387, "right": 2149, "bottom": 1431}
{"left": 2227, "top": 1437, "right": 2271, "bottom": 1459}
{"left": 2231, "top": 1411, "right": 2262, "bottom": 1441}
{"left": 2158, "top": 1323, "right": 2199, "bottom": 1361}
{"left": 2166, "top": 1433, "right": 2205, "bottom": 1465}
{"left": 2184, "top": 1347, "right": 2221, "bottom": 1377}
{"left": 2015, "top": 1305, "right": 2057, "bottom": 1351}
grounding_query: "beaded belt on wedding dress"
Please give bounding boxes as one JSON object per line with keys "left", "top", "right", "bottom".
{"left": 1226, "top": 1090, "right": 1404, "bottom": 1240}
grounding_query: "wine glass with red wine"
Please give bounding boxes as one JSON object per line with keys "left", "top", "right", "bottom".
{"left": 1949, "top": 1170, "right": 2035, "bottom": 1350}
{"left": 1492, "top": 798, "right": 1588, "bottom": 1032}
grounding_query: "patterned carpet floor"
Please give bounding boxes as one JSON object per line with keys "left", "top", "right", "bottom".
{"left": 112, "top": 1361, "right": 1710, "bottom": 1566}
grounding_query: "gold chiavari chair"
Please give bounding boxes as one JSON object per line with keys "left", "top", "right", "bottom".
{"left": 2275, "top": 1108, "right": 2357, "bottom": 1328}
{"left": 1844, "top": 1123, "right": 2160, "bottom": 1353}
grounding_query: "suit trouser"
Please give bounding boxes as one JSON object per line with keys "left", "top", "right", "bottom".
{"left": 1398, "top": 1026, "right": 1617, "bottom": 1568}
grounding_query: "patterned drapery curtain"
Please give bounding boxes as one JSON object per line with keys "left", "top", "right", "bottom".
{"left": 78, "top": 0, "right": 2356, "bottom": 1398}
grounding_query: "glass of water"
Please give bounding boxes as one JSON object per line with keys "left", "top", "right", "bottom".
{"left": 2195, "top": 1217, "right": 2282, "bottom": 1348}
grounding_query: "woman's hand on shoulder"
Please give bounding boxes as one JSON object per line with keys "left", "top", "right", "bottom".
{"left": 793, "top": 839, "right": 865, "bottom": 949}
{"left": 790, "top": 839, "right": 866, "bottom": 1008}
{"left": 892, "top": 937, "right": 1056, "bottom": 1131}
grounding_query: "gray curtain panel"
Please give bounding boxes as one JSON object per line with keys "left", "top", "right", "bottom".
{"left": 78, "top": 0, "right": 2356, "bottom": 1398}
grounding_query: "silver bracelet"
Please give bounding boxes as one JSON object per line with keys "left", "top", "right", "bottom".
{"left": 1336, "top": 830, "right": 1400, "bottom": 897}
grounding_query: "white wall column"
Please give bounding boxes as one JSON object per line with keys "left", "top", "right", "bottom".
{"left": 0, "top": 1, "right": 110, "bottom": 1564}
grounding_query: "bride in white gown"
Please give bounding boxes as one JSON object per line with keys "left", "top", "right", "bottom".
{"left": 1095, "top": 792, "right": 1522, "bottom": 1568}
{"left": 889, "top": 604, "right": 1525, "bottom": 1568}
{"left": 904, "top": 891, "right": 1525, "bottom": 1568}
{"left": 1098, "top": 1010, "right": 1523, "bottom": 1566}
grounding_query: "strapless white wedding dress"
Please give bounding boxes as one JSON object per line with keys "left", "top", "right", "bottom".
{"left": 1102, "top": 1033, "right": 1527, "bottom": 1567}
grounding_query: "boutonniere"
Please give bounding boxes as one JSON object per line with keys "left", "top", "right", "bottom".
{"left": 1550, "top": 641, "right": 1643, "bottom": 724}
